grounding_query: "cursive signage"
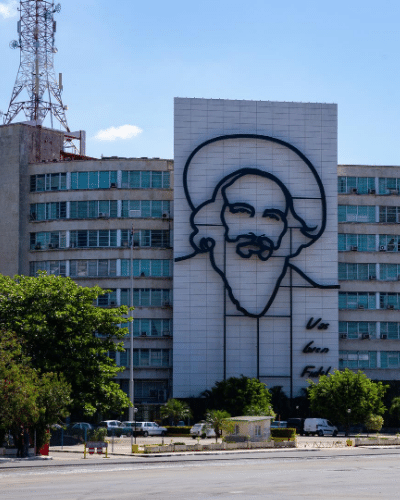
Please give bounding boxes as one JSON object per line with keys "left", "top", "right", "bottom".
{"left": 301, "top": 365, "right": 331, "bottom": 378}
{"left": 306, "top": 317, "right": 329, "bottom": 330}
{"left": 303, "top": 341, "right": 329, "bottom": 354}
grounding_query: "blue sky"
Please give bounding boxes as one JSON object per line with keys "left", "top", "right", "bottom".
{"left": 1, "top": 0, "right": 400, "bottom": 164}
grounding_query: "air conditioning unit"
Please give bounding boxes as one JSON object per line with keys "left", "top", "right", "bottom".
{"left": 162, "top": 330, "right": 171, "bottom": 336}
{"left": 389, "top": 188, "right": 399, "bottom": 194}
{"left": 387, "top": 304, "right": 395, "bottom": 310}
{"left": 110, "top": 182, "right": 117, "bottom": 188}
{"left": 162, "top": 212, "right": 170, "bottom": 219}
{"left": 350, "top": 246, "right": 358, "bottom": 251}
{"left": 141, "top": 332, "right": 147, "bottom": 336}
{"left": 368, "top": 189, "right": 376, "bottom": 194}
{"left": 369, "top": 275, "right": 376, "bottom": 280}
{"left": 121, "top": 241, "right": 129, "bottom": 247}
{"left": 340, "top": 334, "right": 348, "bottom": 339}
{"left": 350, "top": 188, "right": 358, "bottom": 194}
{"left": 358, "top": 304, "right": 365, "bottom": 310}
{"left": 381, "top": 334, "right": 388, "bottom": 339}
{"left": 379, "top": 246, "right": 386, "bottom": 252}
{"left": 98, "top": 212, "right": 108, "bottom": 218}
{"left": 362, "top": 333, "right": 370, "bottom": 340}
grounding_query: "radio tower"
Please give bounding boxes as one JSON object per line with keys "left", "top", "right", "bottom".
{"left": 3, "top": 0, "right": 69, "bottom": 132}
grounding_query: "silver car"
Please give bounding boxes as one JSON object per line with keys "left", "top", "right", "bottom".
{"left": 136, "top": 422, "right": 167, "bottom": 437}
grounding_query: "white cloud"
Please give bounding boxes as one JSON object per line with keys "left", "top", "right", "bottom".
{"left": 0, "top": 1, "right": 18, "bottom": 19}
{"left": 94, "top": 124, "right": 143, "bottom": 141}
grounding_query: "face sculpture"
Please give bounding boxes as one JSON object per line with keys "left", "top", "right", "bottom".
{"left": 189, "top": 169, "right": 318, "bottom": 317}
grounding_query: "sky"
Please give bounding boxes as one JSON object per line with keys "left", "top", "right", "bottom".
{"left": 1, "top": 0, "right": 400, "bottom": 164}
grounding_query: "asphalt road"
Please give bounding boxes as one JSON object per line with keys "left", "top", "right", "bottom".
{"left": 1, "top": 448, "right": 400, "bottom": 499}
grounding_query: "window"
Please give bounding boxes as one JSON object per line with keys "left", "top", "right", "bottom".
{"left": 121, "top": 171, "right": 170, "bottom": 189}
{"left": 132, "top": 349, "right": 171, "bottom": 367}
{"left": 339, "top": 351, "right": 377, "bottom": 369}
{"left": 119, "top": 350, "right": 129, "bottom": 368}
{"left": 30, "top": 202, "right": 67, "bottom": 221}
{"left": 338, "top": 234, "right": 376, "bottom": 252}
{"left": 30, "top": 231, "right": 66, "bottom": 250}
{"left": 338, "top": 205, "right": 376, "bottom": 223}
{"left": 379, "top": 206, "right": 400, "bottom": 223}
{"left": 121, "top": 259, "right": 172, "bottom": 277}
{"left": 379, "top": 293, "right": 400, "bottom": 310}
{"left": 338, "top": 176, "right": 375, "bottom": 194}
{"left": 29, "top": 260, "right": 66, "bottom": 276}
{"left": 69, "top": 200, "right": 118, "bottom": 219}
{"left": 133, "top": 319, "right": 172, "bottom": 337}
{"left": 379, "top": 235, "right": 400, "bottom": 252}
{"left": 380, "top": 323, "right": 400, "bottom": 340}
{"left": 121, "top": 200, "right": 170, "bottom": 218}
{"left": 339, "top": 293, "right": 376, "bottom": 310}
{"left": 338, "top": 263, "right": 376, "bottom": 280}
{"left": 30, "top": 173, "right": 67, "bottom": 192}
{"left": 132, "top": 289, "right": 172, "bottom": 307}
{"left": 120, "top": 229, "right": 170, "bottom": 248}
{"left": 70, "top": 171, "right": 117, "bottom": 189}
{"left": 379, "top": 178, "right": 400, "bottom": 195}
{"left": 381, "top": 352, "right": 400, "bottom": 369}
{"left": 380, "top": 264, "right": 400, "bottom": 281}
{"left": 69, "top": 260, "right": 117, "bottom": 277}
{"left": 69, "top": 230, "right": 117, "bottom": 248}
{"left": 339, "top": 322, "right": 376, "bottom": 339}
{"left": 96, "top": 290, "right": 117, "bottom": 307}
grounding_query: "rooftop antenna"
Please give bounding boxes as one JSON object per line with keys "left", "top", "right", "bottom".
{"left": 3, "top": 1, "right": 70, "bottom": 132}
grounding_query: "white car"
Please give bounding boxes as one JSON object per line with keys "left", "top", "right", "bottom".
{"left": 304, "top": 418, "right": 338, "bottom": 436}
{"left": 136, "top": 422, "right": 167, "bottom": 437}
{"left": 190, "top": 422, "right": 216, "bottom": 439}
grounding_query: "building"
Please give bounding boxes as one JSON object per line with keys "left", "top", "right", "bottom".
{"left": 0, "top": 122, "right": 174, "bottom": 413}
{"left": 338, "top": 165, "right": 400, "bottom": 380}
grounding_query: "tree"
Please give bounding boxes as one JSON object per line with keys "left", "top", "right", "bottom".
{"left": 203, "top": 376, "right": 274, "bottom": 417}
{"left": 160, "top": 399, "right": 192, "bottom": 425}
{"left": 0, "top": 274, "right": 132, "bottom": 416}
{"left": 206, "top": 410, "right": 232, "bottom": 443}
{"left": 365, "top": 414, "right": 384, "bottom": 435}
{"left": 308, "top": 369, "right": 387, "bottom": 436}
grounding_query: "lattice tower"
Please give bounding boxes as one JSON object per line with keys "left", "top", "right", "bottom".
{"left": 3, "top": 0, "right": 69, "bottom": 131}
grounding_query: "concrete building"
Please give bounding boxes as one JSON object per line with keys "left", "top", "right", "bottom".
{"left": 338, "top": 165, "right": 400, "bottom": 381}
{"left": 0, "top": 122, "right": 174, "bottom": 410}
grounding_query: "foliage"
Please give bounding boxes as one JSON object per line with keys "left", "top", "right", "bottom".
{"left": 91, "top": 426, "right": 108, "bottom": 442}
{"left": 164, "top": 426, "right": 191, "bottom": 435}
{"left": 269, "top": 386, "right": 291, "bottom": 420}
{"left": 203, "top": 376, "right": 274, "bottom": 417}
{"left": 270, "top": 428, "right": 296, "bottom": 440}
{"left": 206, "top": 409, "right": 232, "bottom": 443}
{"left": 0, "top": 273, "right": 132, "bottom": 416}
{"left": 160, "top": 399, "right": 192, "bottom": 425}
{"left": 389, "top": 396, "right": 400, "bottom": 422}
{"left": 365, "top": 414, "right": 384, "bottom": 434}
{"left": 308, "top": 369, "right": 387, "bottom": 435}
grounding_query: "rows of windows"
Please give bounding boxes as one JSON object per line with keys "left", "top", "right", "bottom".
{"left": 30, "top": 200, "right": 171, "bottom": 221}
{"left": 339, "top": 293, "right": 400, "bottom": 310}
{"left": 94, "top": 288, "right": 172, "bottom": 307}
{"left": 109, "top": 349, "right": 171, "bottom": 368}
{"left": 30, "top": 259, "right": 173, "bottom": 278}
{"left": 339, "top": 234, "right": 400, "bottom": 252}
{"left": 338, "top": 177, "right": 400, "bottom": 195}
{"left": 338, "top": 205, "right": 375, "bottom": 223}
{"left": 131, "top": 318, "right": 172, "bottom": 337}
{"left": 338, "top": 263, "right": 400, "bottom": 281}
{"left": 339, "top": 322, "right": 400, "bottom": 339}
{"left": 379, "top": 206, "right": 400, "bottom": 223}
{"left": 339, "top": 351, "right": 400, "bottom": 369}
{"left": 30, "top": 230, "right": 171, "bottom": 250}
{"left": 30, "top": 170, "right": 171, "bottom": 192}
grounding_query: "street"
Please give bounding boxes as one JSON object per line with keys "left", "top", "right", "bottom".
{"left": 1, "top": 448, "right": 400, "bottom": 499}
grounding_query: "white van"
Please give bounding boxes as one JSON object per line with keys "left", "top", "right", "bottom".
{"left": 190, "top": 422, "right": 216, "bottom": 438}
{"left": 303, "top": 418, "right": 338, "bottom": 436}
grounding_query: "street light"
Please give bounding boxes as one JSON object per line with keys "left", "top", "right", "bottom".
{"left": 347, "top": 408, "right": 351, "bottom": 437}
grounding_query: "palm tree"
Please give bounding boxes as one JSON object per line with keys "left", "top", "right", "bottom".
{"left": 206, "top": 409, "right": 231, "bottom": 443}
{"left": 160, "top": 399, "right": 192, "bottom": 425}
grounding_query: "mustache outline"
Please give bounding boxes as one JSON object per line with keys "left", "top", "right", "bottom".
{"left": 231, "top": 233, "right": 277, "bottom": 261}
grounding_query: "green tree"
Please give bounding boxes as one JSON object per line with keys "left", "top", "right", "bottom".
{"left": 0, "top": 274, "right": 131, "bottom": 416}
{"left": 365, "top": 414, "right": 384, "bottom": 435}
{"left": 308, "top": 369, "right": 387, "bottom": 436}
{"left": 206, "top": 410, "right": 232, "bottom": 443}
{"left": 389, "top": 396, "right": 400, "bottom": 423}
{"left": 203, "top": 376, "right": 274, "bottom": 417}
{"left": 160, "top": 399, "right": 192, "bottom": 425}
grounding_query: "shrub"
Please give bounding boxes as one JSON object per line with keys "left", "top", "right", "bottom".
{"left": 270, "top": 428, "right": 296, "bottom": 440}
{"left": 91, "top": 427, "right": 107, "bottom": 442}
{"left": 164, "top": 426, "right": 191, "bottom": 435}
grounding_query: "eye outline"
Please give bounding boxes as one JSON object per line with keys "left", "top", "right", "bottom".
{"left": 228, "top": 203, "right": 255, "bottom": 217}
{"left": 262, "top": 209, "right": 285, "bottom": 222}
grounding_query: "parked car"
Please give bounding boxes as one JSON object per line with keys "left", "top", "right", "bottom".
{"left": 287, "top": 418, "right": 305, "bottom": 435}
{"left": 135, "top": 422, "right": 167, "bottom": 437}
{"left": 270, "top": 421, "right": 288, "bottom": 429}
{"left": 66, "top": 422, "right": 94, "bottom": 439}
{"left": 190, "top": 422, "right": 216, "bottom": 439}
{"left": 303, "top": 418, "right": 338, "bottom": 436}
{"left": 119, "top": 421, "right": 145, "bottom": 437}
{"left": 98, "top": 420, "right": 122, "bottom": 436}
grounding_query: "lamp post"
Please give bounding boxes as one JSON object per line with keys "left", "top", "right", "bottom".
{"left": 347, "top": 408, "right": 351, "bottom": 437}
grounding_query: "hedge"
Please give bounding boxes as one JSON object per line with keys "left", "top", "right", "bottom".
{"left": 270, "top": 428, "right": 296, "bottom": 440}
{"left": 164, "top": 426, "right": 191, "bottom": 435}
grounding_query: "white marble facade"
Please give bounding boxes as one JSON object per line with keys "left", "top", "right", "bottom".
{"left": 173, "top": 98, "right": 338, "bottom": 398}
